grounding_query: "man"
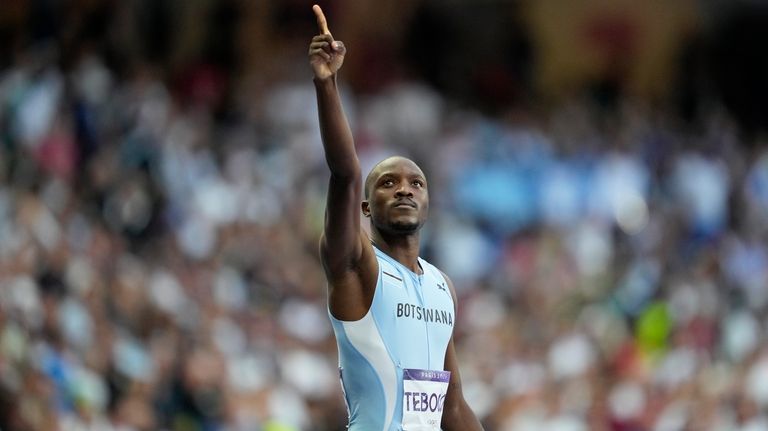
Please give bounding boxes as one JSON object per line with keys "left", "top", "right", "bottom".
{"left": 309, "top": 5, "right": 484, "bottom": 431}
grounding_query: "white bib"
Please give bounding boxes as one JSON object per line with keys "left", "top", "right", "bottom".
{"left": 401, "top": 368, "right": 451, "bottom": 430}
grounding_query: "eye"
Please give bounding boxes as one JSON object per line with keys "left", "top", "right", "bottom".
{"left": 382, "top": 179, "right": 394, "bottom": 187}
{"left": 412, "top": 180, "right": 424, "bottom": 188}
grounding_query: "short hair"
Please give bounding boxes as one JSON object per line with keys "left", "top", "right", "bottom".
{"left": 363, "top": 156, "right": 424, "bottom": 199}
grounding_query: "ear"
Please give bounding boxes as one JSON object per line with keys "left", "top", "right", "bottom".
{"left": 361, "top": 200, "right": 371, "bottom": 218}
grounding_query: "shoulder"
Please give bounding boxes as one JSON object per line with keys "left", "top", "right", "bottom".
{"left": 324, "top": 231, "right": 381, "bottom": 321}
{"left": 420, "top": 258, "right": 454, "bottom": 292}
{"left": 320, "top": 230, "right": 379, "bottom": 279}
{"left": 436, "top": 269, "right": 456, "bottom": 292}
{"left": 434, "top": 267, "right": 459, "bottom": 309}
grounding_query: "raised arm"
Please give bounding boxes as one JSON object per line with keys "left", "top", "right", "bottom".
{"left": 310, "top": 5, "right": 355, "bottom": 177}
{"left": 310, "top": 5, "right": 375, "bottom": 318}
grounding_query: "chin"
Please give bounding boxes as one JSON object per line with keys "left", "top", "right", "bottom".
{"left": 390, "top": 221, "right": 420, "bottom": 233}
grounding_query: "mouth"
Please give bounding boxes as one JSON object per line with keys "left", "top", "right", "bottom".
{"left": 393, "top": 200, "right": 417, "bottom": 209}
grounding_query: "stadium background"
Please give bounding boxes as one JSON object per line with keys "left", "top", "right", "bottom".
{"left": 1, "top": 0, "right": 768, "bottom": 430}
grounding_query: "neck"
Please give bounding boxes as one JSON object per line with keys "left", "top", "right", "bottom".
{"left": 370, "top": 228, "right": 422, "bottom": 274}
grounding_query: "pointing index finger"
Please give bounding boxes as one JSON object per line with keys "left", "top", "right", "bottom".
{"left": 312, "top": 4, "right": 331, "bottom": 36}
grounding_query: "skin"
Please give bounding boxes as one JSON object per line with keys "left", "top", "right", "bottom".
{"left": 309, "top": 5, "right": 484, "bottom": 430}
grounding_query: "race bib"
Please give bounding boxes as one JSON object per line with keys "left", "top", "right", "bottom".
{"left": 402, "top": 368, "right": 451, "bottom": 430}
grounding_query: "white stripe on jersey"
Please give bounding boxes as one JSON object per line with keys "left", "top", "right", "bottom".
{"left": 342, "top": 312, "right": 398, "bottom": 430}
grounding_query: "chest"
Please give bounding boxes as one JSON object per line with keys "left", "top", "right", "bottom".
{"left": 372, "top": 260, "right": 455, "bottom": 368}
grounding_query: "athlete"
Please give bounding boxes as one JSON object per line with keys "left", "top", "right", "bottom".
{"left": 309, "top": 5, "right": 484, "bottom": 431}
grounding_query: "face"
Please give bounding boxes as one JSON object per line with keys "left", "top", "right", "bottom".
{"left": 362, "top": 157, "right": 429, "bottom": 234}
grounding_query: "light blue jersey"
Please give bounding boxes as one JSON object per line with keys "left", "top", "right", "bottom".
{"left": 329, "top": 246, "right": 455, "bottom": 431}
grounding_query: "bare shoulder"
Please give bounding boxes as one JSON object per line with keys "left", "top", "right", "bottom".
{"left": 324, "top": 230, "right": 380, "bottom": 321}
{"left": 319, "top": 230, "right": 376, "bottom": 280}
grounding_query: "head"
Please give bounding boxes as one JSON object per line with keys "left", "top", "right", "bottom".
{"left": 362, "top": 156, "right": 429, "bottom": 235}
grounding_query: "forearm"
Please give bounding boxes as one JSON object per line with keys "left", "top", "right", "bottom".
{"left": 442, "top": 401, "right": 484, "bottom": 431}
{"left": 314, "top": 76, "right": 358, "bottom": 178}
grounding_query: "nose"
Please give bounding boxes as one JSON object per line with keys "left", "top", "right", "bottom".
{"left": 395, "top": 184, "right": 413, "bottom": 197}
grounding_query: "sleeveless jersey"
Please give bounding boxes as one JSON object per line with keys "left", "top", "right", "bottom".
{"left": 329, "top": 246, "right": 456, "bottom": 431}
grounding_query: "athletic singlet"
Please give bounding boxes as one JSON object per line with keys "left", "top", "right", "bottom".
{"left": 328, "top": 246, "right": 456, "bottom": 431}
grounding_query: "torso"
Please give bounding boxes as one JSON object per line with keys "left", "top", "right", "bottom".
{"left": 329, "top": 246, "right": 455, "bottom": 431}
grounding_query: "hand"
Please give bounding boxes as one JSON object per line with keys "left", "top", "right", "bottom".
{"left": 309, "top": 4, "right": 346, "bottom": 80}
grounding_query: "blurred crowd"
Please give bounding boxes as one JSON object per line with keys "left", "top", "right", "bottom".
{"left": 2, "top": 1, "right": 768, "bottom": 431}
